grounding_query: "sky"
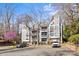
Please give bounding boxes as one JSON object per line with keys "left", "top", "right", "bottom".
{"left": 0, "top": 3, "right": 59, "bottom": 22}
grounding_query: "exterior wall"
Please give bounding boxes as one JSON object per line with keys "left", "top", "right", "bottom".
{"left": 48, "top": 13, "right": 61, "bottom": 44}
{"left": 19, "top": 23, "right": 30, "bottom": 43}
{"left": 31, "top": 24, "right": 39, "bottom": 44}
{"left": 31, "top": 29, "right": 38, "bottom": 44}
{"left": 39, "top": 23, "right": 48, "bottom": 44}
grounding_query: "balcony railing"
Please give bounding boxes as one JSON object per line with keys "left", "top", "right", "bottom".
{"left": 32, "top": 33, "right": 37, "bottom": 36}
{"left": 41, "top": 29, "right": 48, "bottom": 31}
{"left": 41, "top": 35, "right": 48, "bottom": 38}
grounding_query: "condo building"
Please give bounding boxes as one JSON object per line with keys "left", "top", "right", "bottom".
{"left": 48, "top": 11, "right": 62, "bottom": 46}
{"left": 19, "top": 22, "right": 30, "bottom": 43}
{"left": 19, "top": 11, "right": 62, "bottom": 46}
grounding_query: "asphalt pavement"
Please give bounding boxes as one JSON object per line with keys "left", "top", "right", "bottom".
{"left": 0, "top": 47, "right": 77, "bottom": 56}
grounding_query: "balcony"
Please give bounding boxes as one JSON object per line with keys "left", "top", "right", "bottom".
{"left": 40, "top": 30, "right": 48, "bottom": 32}
{"left": 32, "top": 35, "right": 37, "bottom": 38}
{"left": 41, "top": 38, "right": 47, "bottom": 41}
{"left": 41, "top": 27, "right": 48, "bottom": 31}
{"left": 32, "top": 33, "right": 37, "bottom": 36}
{"left": 41, "top": 35, "right": 48, "bottom": 38}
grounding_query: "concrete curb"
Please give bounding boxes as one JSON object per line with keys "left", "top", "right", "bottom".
{"left": 0, "top": 46, "right": 16, "bottom": 51}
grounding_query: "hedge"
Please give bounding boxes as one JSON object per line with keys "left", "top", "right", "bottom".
{"left": 68, "top": 34, "right": 79, "bottom": 44}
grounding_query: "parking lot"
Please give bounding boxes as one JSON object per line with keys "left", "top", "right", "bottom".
{"left": 0, "top": 45, "right": 77, "bottom": 56}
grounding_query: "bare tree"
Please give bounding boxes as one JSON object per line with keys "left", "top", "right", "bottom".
{"left": 2, "top": 4, "right": 15, "bottom": 33}
{"left": 17, "top": 14, "right": 33, "bottom": 29}
{"left": 51, "top": 3, "right": 79, "bottom": 25}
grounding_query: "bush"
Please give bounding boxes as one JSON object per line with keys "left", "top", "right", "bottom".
{"left": 3, "top": 31, "right": 17, "bottom": 45}
{"left": 63, "top": 25, "right": 71, "bottom": 42}
{"left": 68, "top": 34, "right": 79, "bottom": 44}
{"left": 4, "top": 31, "right": 16, "bottom": 40}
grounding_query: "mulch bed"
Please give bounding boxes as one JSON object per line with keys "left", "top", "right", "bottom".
{"left": 0, "top": 40, "right": 14, "bottom": 46}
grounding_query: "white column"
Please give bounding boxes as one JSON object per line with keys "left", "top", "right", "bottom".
{"left": 60, "top": 23, "right": 63, "bottom": 44}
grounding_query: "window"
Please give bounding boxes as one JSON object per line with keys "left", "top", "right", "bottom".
{"left": 54, "top": 25, "right": 60, "bottom": 37}
{"left": 50, "top": 32, "right": 54, "bottom": 36}
{"left": 50, "top": 25, "right": 55, "bottom": 36}
{"left": 50, "top": 26, "right": 54, "bottom": 32}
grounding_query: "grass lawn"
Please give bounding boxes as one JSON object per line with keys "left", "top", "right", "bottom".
{"left": 62, "top": 42, "right": 79, "bottom": 55}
